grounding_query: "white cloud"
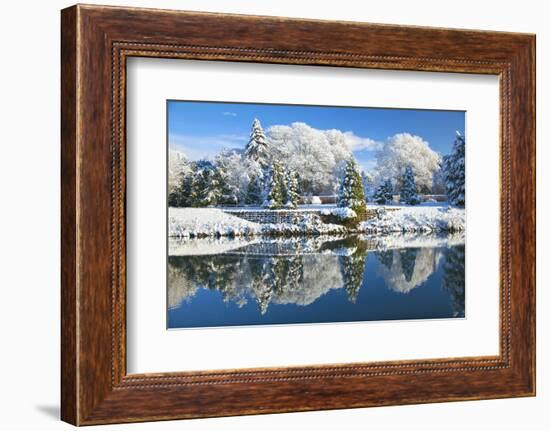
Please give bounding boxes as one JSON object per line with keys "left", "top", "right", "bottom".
{"left": 169, "top": 133, "right": 247, "bottom": 160}
{"left": 222, "top": 111, "right": 237, "bottom": 117}
{"left": 357, "top": 159, "right": 377, "bottom": 173}
{"left": 343, "top": 131, "right": 382, "bottom": 151}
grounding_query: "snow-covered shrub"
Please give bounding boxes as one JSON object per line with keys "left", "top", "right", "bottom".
{"left": 310, "top": 196, "right": 322, "bottom": 205}
{"left": 320, "top": 206, "right": 359, "bottom": 229}
{"left": 321, "top": 207, "right": 357, "bottom": 220}
{"left": 358, "top": 206, "right": 465, "bottom": 234}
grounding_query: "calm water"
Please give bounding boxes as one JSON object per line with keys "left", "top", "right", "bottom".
{"left": 167, "top": 234, "right": 465, "bottom": 329}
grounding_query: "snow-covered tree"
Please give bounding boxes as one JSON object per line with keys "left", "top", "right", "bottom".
{"left": 168, "top": 168, "right": 194, "bottom": 207}
{"left": 375, "top": 133, "right": 441, "bottom": 193}
{"left": 372, "top": 179, "right": 394, "bottom": 204}
{"left": 244, "top": 118, "right": 270, "bottom": 169}
{"left": 431, "top": 162, "right": 446, "bottom": 195}
{"left": 168, "top": 149, "right": 191, "bottom": 195}
{"left": 245, "top": 173, "right": 263, "bottom": 205}
{"left": 187, "top": 160, "right": 221, "bottom": 207}
{"left": 267, "top": 122, "right": 351, "bottom": 195}
{"left": 337, "top": 158, "right": 366, "bottom": 215}
{"left": 361, "top": 171, "right": 375, "bottom": 202}
{"left": 263, "top": 161, "right": 286, "bottom": 209}
{"left": 443, "top": 132, "right": 465, "bottom": 206}
{"left": 214, "top": 150, "right": 249, "bottom": 205}
{"left": 284, "top": 170, "right": 300, "bottom": 208}
{"left": 399, "top": 166, "right": 421, "bottom": 205}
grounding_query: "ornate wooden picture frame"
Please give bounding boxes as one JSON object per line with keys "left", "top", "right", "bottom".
{"left": 61, "top": 4, "right": 535, "bottom": 425}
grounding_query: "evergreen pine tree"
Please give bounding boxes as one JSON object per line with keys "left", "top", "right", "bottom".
{"left": 284, "top": 170, "right": 300, "bottom": 208}
{"left": 245, "top": 173, "right": 263, "bottom": 205}
{"left": 190, "top": 160, "right": 221, "bottom": 207}
{"left": 372, "top": 179, "right": 394, "bottom": 204}
{"left": 337, "top": 158, "right": 367, "bottom": 215}
{"left": 443, "top": 132, "right": 465, "bottom": 206}
{"left": 399, "top": 166, "right": 421, "bottom": 205}
{"left": 244, "top": 118, "right": 270, "bottom": 169}
{"left": 168, "top": 169, "right": 194, "bottom": 207}
{"left": 263, "top": 161, "right": 285, "bottom": 209}
{"left": 214, "top": 167, "right": 238, "bottom": 206}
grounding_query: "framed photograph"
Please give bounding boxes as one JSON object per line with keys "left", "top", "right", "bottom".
{"left": 61, "top": 4, "right": 536, "bottom": 425}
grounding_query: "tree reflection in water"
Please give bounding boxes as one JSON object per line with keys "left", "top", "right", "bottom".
{"left": 168, "top": 234, "right": 465, "bottom": 319}
{"left": 442, "top": 244, "right": 465, "bottom": 317}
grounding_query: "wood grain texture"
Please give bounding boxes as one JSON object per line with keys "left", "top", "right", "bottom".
{"left": 60, "top": 4, "right": 536, "bottom": 425}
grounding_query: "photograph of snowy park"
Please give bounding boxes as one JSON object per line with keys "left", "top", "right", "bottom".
{"left": 167, "top": 101, "right": 466, "bottom": 329}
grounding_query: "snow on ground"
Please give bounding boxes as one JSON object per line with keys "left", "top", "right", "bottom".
{"left": 169, "top": 204, "right": 465, "bottom": 238}
{"left": 169, "top": 207, "right": 346, "bottom": 238}
{"left": 169, "top": 208, "right": 262, "bottom": 238}
{"left": 359, "top": 205, "right": 465, "bottom": 234}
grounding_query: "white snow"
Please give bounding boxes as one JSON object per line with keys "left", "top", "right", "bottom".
{"left": 170, "top": 204, "right": 464, "bottom": 238}
{"left": 169, "top": 207, "right": 261, "bottom": 238}
{"left": 359, "top": 205, "right": 465, "bottom": 234}
{"left": 321, "top": 207, "right": 357, "bottom": 220}
{"left": 169, "top": 207, "right": 346, "bottom": 238}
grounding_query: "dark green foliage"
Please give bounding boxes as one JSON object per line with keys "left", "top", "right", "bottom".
{"left": 443, "top": 133, "right": 465, "bottom": 206}
{"left": 245, "top": 173, "right": 264, "bottom": 205}
{"left": 399, "top": 166, "right": 421, "bottom": 205}
{"left": 283, "top": 170, "right": 300, "bottom": 208}
{"left": 264, "top": 161, "right": 286, "bottom": 209}
{"left": 373, "top": 179, "right": 394, "bottom": 204}
{"left": 189, "top": 160, "right": 221, "bottom": 207}
{"left": 168, "top": 160, "right": 222, "bottom": 207}
{"left": 168, "top": 170, "right": 194, "bottom": 207}
{"left": 442, "top": 245, "right": 465, "bottom": 317}
{"left": 337, "top": 158, "right": 367, "bottom": 215}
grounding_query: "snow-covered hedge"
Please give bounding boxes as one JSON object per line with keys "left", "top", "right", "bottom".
{"left": 358, "top": 206, "right": 465, "bottom": 234}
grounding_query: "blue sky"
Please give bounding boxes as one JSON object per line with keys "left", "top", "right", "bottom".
{"left": 168, "top": 100, "right": 465, "bottom": 172}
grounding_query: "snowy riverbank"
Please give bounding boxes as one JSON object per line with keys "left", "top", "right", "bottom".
{"left": 359, "top": 205, "right": 465, "bottom": 234}
{"left": 169, "top": 205, "right": 465, "bottom": 238}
